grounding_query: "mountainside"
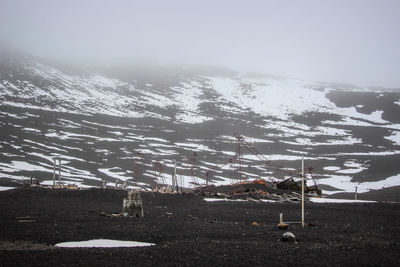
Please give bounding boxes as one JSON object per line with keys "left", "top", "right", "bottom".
{"left": 1, "top": 48, "right": 400, "bottom": 200}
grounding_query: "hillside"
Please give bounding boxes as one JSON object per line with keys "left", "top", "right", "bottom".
{"left": 1, "top": 48, "right": 400, "bottom": 200}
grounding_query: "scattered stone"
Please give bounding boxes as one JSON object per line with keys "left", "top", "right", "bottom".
{"left": 99, "top": 211, "right": 107, "bottom": 217}
{"left": 251, "top": 221, "right": 260, "bottom": 227}
{"left": 281, "top": 232, "right": 297, "bottom": 243}
{"left": 277, "top": 223, "right": 289, "bottom": 230}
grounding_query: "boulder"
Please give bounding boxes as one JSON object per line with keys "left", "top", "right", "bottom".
{"left": 281, "top": 231, "right": 297, "bottom": 243}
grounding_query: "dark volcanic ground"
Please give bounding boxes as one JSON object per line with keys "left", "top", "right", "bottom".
{"left": 0, "top": 187, "right": 399, "bottom": 266}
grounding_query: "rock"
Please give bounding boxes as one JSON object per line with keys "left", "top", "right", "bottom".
{"left": 99, "top": 211, "right": 107, "bottom": 217}
{"left": 282, "top": 232, "right": 297, "bottom": 243}
{"left": 277, "top": 223, "right": 289, "bottom": 230}
{"left": 216, "top": 192, "right": 229, "bottom": 198}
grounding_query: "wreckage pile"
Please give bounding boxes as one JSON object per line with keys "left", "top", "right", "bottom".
{"left": 192, "top": 181, "right": 320, "bottom": 203}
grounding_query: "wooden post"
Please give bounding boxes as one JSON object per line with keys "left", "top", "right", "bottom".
{"left": 301, "top": 156, "right": 305, "bottom": 228}
{"left": 277, "top": 212, "right": 288, "bottom": 229}
{"left": 355, "top": 186, "right": 358, "bottom": 200}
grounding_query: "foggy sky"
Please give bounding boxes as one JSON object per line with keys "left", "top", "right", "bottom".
{"left": 1, "top": 0, "right": 399, "bottom": 88}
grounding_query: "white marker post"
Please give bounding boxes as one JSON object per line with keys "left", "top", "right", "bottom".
{"left": 301, "top": 156, "right": 305, "bottom": 228}
{"left": 172, "top": 159, "right": 177, "bottom": 192}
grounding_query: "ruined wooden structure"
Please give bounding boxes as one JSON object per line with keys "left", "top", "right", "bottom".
{"left": 122, "top": 190, "right": 144, "bottom": 217}
{"left": 277, "top": 177, "right": 322, "bottom": 196}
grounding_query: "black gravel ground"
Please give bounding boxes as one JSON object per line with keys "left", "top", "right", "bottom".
{"left": 0, "top": 187, "right": 399, "bottom": 266}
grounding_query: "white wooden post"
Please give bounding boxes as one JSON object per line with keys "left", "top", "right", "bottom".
{"left": 355, "top": 186, "right": 358, "bottom": 200}
{"left": 172, "top": 159, "right": 176, "bottom": 190}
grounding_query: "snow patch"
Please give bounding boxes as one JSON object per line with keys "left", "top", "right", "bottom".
{"left": 385, "top": 131, "right": 400, "bottom": 146}
{"left": 319, "top": 173, "right": 400, "bottom": 195}
{"left": 98, "top": 168, "right": 130, "bottom": 181}
{"left": 203, "top": 198, "right": 247, "bottom": 202}
{"left": 323, "top": 166, "right": 341, "bottom": 171}
{"left": 310, "top": 197, "right": 376, "bottom": 203}
{"left": 0, "top": 186, "right": 17, "bottom": 191}
{"left": 55, "top": 239, "right": 155, "bottom": 248}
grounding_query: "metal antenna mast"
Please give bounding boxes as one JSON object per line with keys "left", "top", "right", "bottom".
{"left": 235, "top": 135, "right": 243, "bottom": 183}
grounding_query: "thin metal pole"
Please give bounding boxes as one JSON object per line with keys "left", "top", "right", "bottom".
{"left": 53, "top": 158, "right": 56, "bottom": 188}
{"left": 355, "top": 186, "right": 358, "bottom": 200}
{"left": 58, "top": 158, "right": 61, "bottom": 186}
{"left": 301, "top": 156, "right": 305, "bottom": 228}
{"left": 173, "top": 159, "right": 177, "bottom": 192}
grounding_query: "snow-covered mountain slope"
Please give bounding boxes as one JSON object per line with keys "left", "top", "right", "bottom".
{"left": 1, "top": 49, "right": 400, "bottom": 200}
